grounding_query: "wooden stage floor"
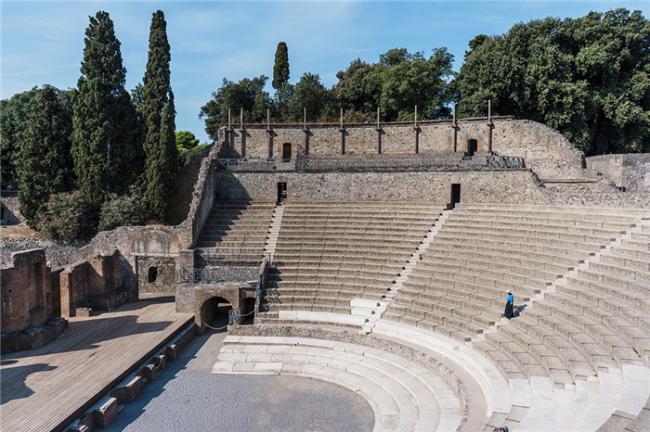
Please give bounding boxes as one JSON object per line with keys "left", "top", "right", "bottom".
{"left": 0, "top": 299, "right": 194, "bottom": 432}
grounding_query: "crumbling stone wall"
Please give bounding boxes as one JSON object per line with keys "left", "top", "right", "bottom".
{"left": 1, "top": 249, "right": 52, "bottom": 332}
{"left": 222, "top": 117, "right": 585, "bottom": 179}
{"left": 58, "top": 251, "right": 131, "bottom": 317}
{"left": 587, "top": 154, "right": 650, "bottom": 192}
{"left": 167, "top": 145, "right": 211, "bottom": 225}
{"left": 136, "top": 256, "right": 176, "bottom": 294}
{"left": 0, "top": 249, "right": 66, "bottom": 353}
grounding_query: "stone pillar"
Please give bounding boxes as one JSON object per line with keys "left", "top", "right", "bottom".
{"left": 238, "top": 108, "right": 246, "bottom": 158}
{"left": 302, "top": 107, "right": 310, "bottom": 155}
{"left": 339, "top": 107, "right": 346, "bottom": 155}
{"left": 266, "top": 109, "right": 273, "bottom": 159}
{"left": 413, "top": 105, "right": 420, "bottom": 154}
{"left": 452, "top": 103, "right": 459, "bottom": 153}
{"left": 376, "top": 107, "right": 383, "bottom": 154}
{"left": 487, "top": 99, "right": 494, "bottom": 154}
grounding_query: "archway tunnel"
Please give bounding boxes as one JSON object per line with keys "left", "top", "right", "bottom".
{"left": 201, "top": 296, "right": 232, "bottom": 331}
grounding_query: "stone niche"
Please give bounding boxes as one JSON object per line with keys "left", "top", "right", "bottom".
{"left": 1, "top": 249, "right": 67, "bottom": 354}
{"left": 128, "top": 227, "right": 181, "bottom": 296}
{"left": 58, "top": 251, "right": 132, "bottom": 318}
{"left": 136, "top": 256, "right": 176, "bottom": 295}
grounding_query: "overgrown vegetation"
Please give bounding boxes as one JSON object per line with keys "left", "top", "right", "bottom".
{"left": 37, "top": 191, "right": 96, "bottom": 241}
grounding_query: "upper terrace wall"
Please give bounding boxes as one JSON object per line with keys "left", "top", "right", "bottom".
{"left": 221, "top": 117, "right": 584, "bottom": 178}
{"left": 215, "top": 170, "right": 545, "bottom": 203}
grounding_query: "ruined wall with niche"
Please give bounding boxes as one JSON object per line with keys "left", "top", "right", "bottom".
{"left": 221, "top": 117, "right": 584, "bottom": 178}
{"left": 58, "top": 251, "right": 132, "bottom": 317}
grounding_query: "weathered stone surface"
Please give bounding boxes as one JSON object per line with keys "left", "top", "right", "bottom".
{"left": 222, "top": 117, "right": 584, "bottom": 179}
{"left": 587, "top": 153, "right": 650, "bottom": 192}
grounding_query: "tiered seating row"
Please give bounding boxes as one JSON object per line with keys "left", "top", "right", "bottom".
{"left": 196, "top": 202, "right": 275, "bottom": 266}
{"left": 265, "top": 202, "right": 445, "bottom": 315}
{"left": 385, "top": 204, "right": 649, "bottom": 387}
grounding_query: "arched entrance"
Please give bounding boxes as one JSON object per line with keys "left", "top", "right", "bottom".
{"left": 200, "top": 296, "right": 232, "bottom": 331}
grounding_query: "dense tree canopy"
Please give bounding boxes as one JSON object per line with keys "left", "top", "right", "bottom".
{"left": 72, "top": 11, "right": 139, "bottom": 207}
{"left": 455, "top": 8, "right": 650, "bottom": 154}
{"left": 143, "top": 10, "right": 178, "bottom": 220}
{"left": 200, "top": 75, "right": 270, "bottom": 140}
{"left": 288, "top": 73, "right": 331, "bottom": 121}
{"left": 16, "top": 86, "right": 74, "bottom": 224}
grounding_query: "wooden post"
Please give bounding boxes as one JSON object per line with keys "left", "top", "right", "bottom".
{"left": 240, "top": 108, "right": 243, "bottom": 129}
{"left": 303, "top": 107, "right": 307, "bottom": 128}
{"left": 340, "top": 107, "right": 343, "bottom": 129}
{"left": 267, "top": 108, "right": 270, "bottom": 128}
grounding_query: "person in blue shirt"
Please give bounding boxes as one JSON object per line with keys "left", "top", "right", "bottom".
{"left": 504, "top": 290, "right": 515, "bottom": 319}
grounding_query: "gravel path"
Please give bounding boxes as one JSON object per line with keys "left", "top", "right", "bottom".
{"left": 106, "top": 332, "right": 374, "bottom": 432}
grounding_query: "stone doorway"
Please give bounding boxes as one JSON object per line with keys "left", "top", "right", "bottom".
{"left": 277, "top": 182, "right": 287, "bottom": 204}
{"left": 282, "top": 143, "right": 292, "bottom": 161}
{"left": 450, "top": 183, "right": 461, "bottom": 208}
{"left": 467, "top": 139, "right": 478, "bottom": 156}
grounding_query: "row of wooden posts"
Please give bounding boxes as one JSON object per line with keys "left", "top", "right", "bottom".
{"left": 224, "top": 100, "right": 494, "bottom": 157}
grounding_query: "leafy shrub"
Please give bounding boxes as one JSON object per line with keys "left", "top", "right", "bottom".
{"left": 37, "top": 191, "right": 96, "bottom": 241}
{"left": 98, "top": 186, "right": 150, "bottom": 231}
{"left": 180, "top": 143, "right": 208, "bottom": 166}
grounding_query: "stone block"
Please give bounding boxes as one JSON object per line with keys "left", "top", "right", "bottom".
{"left": 93, "top": 397, "right": 118, "bottom": 428}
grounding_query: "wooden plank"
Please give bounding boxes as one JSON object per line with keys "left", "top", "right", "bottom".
{"left": 0, "top": 300, "right": 193, "bottom": 432}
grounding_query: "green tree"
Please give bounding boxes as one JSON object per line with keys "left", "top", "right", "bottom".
{"left": 380, "top": 48, "right": 454, "bottom": 120}
{"left": 72, "top": 10, "right": 138, "bottom": 207}
{"left": 200, "top": 76, "right": 270, "bottom": 141}
{"left": 332, "top": 48, "right": 454, "bottom": 121}
{"left": 143, "top": 10, "right": 177, "bottom": 220}
{"left": 1, "top": 89, "right": 38, "bottom": 190}
{"left": 16, "top": 87, "right": 74, "bottom": 224}
{"left": 455, "top": 8, "right": 650, "bottom": 154}
{"left": 175, "top": 130, "right": 199, "bottom": 152}
{"left": 288, "top": 73, "right": 330, "bottom": 121}
{"left": 272, "top": 41, "right": 290, "bottom": 90}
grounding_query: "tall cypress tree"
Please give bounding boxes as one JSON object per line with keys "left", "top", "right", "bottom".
{"left": 272, "top": 42, "right": 290, "bottom": 90}
{"left": 17, "top": 87, "right": 73, "bottom": 224}
{"left": 143, "top": 10, "right": 176, "bottom": 220}
{"left": 72, "top": 11, "right": 137, "bottom": 207}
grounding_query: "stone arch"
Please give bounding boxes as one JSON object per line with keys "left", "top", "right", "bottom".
{"left": 193, "top": 285, "right": 243, "bottom": 333}
{"left": 200, "top": 296, "right": 232, "bottom": 331}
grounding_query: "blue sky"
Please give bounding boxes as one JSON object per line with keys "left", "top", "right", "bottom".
{"left": 2, "top": 1, "right": 648, "bottom": 142}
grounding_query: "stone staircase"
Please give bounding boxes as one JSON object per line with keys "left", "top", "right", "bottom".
{"left": 357, "top": 208, "right": 452, "bottom": 334}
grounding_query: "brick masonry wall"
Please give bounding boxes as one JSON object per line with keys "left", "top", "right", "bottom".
{"left": 1, "top": 249, "right": 52, "bottom": 332}
{"left": 223, "top": 117, "right": 584, "bottom": 179}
